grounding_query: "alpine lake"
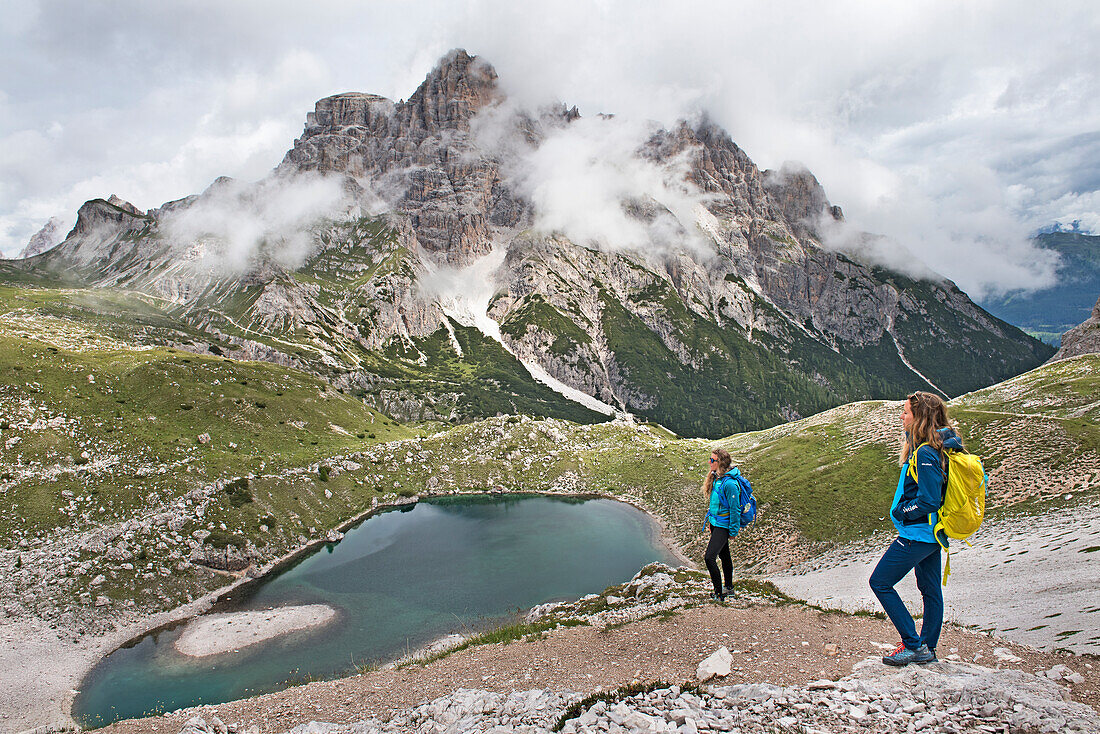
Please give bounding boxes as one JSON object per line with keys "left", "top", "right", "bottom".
{"left": 73, "top": 494, "right": 678, "bottom": 726}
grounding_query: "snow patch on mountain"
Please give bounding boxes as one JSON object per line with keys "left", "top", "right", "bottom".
{"left": 427, "top": 249, "right": 619, "bottom": 417}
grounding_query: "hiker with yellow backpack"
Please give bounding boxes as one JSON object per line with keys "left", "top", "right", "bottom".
{"left": 870, "top": 391, "right": 986, "bottom": 666}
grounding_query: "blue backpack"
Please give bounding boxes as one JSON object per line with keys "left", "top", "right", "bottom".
{"left": 712, "top": 468, "right": 757, "bottom": 529}
{"left": 733, "top": 470, "right": 757, "bottom": 527}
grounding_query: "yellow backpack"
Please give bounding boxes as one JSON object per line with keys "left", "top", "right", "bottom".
{"left": 907, "top": 443, "right": 987, "bottom": 585}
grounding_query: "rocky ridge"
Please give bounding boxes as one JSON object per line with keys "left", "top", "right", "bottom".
{"left": 280, "top": 50, "right": 534, "bottom": 263}
{"left": 7, "top": 49, "right": 1053, "bottom": 436}
{"left": 176, "top": 658, "right": 1100, "bottom": 734}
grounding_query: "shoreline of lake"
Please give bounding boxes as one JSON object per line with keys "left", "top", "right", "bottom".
{"left": 3, "top": 488, "right": 692, "bottom": 733}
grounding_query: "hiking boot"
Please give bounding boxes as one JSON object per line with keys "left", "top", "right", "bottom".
{"left": 882, "top": 643, "right": 934, "bottom": 666}
{"left": 722, "top": 585, "right": 735, "bottom": 598}
{"left": 710, "top": 592, "right": 727, "bottom": 603}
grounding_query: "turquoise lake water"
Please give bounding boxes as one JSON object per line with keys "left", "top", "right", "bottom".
{"left": 72, "top": 494, "right": 677, "bottom": 726}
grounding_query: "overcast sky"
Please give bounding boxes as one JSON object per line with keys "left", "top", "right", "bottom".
{"left": 2, "top": 0, "right": 1098, "bottom": 298}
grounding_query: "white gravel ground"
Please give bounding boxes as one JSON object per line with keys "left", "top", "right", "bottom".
{"left": 769, "top": 500, "right": 1100, "bottom": 654}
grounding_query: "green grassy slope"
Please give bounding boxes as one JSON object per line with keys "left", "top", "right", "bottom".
{"left": 0, "top": 329, "right": 412, "bottom": 542}
{"left": 871, "top": 269, "right": 1055, "bottom": 397}
{"left": 2, "top": 272, "right": 1094, "bottom": 627}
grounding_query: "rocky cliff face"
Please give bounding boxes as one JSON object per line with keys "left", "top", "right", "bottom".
{"left": 279, "top": 49, "right": 540, "bottom": 265}
{"left": 1053, "top": 295, "right": 1100, "bottom": 361}
{"left": 13, "top": 49, "right": 1054, "bottom": 436}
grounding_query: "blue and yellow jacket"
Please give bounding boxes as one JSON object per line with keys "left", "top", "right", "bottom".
{"left": 890, "top": 428, "right": 963, "bottom": 544}
{"left": 706, "top": 469, "right": 743, "bottom": 535}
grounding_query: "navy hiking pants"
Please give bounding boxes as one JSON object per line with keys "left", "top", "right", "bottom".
{"left": 869, "top": 536, "right": 943, "bottom": 651}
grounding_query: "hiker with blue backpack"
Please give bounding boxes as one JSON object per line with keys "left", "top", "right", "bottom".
{"left": 703, "top": 448, "right": 756, "bottom": 603}
{"left": 870, "top": 391, "right": 970, "bottom": 666}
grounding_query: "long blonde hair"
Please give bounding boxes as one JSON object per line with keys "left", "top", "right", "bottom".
{"left": 899, "top": 391, "right": 959, "bottom": 467}
{"left": 712, "top": 448, "right": 732, "bottom": 475}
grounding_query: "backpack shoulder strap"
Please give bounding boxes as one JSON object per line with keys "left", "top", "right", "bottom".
{"left": 714, "top": 474, "right": 730, "bottom": 512}
{"left": 906, "top": 442, "right": 928, "bottom": 482}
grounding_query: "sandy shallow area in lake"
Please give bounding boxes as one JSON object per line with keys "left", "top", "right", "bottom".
{"left": 174, "top": 604, "right": 337, "bottom": 657}
{"left": 769, "top": 500, "right": 1100, "bottom": 655}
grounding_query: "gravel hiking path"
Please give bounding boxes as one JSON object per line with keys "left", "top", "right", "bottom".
{"left": 97, "top": 596, "right": 1099, "bottom": 734}
{"left": 770, "top": 499, "right": 1100, "bottom": 655}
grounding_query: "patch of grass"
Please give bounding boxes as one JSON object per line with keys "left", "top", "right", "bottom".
{"left": 499, "top": 292, "right": 593, "bottom": 357}
{"left": 0, "top": 325, "right": 413, "bottom": 541}
{"left": 205, "top": 529, "right": 246, "bottom": 549}
{"left": 403, "top": 618, "right": 572, "bottom": 668}
{"left": 602, "top": 607, "right": 681, "bottom": 631}
{"left": 737, "top": 425, "right": 896, "bottom": 544}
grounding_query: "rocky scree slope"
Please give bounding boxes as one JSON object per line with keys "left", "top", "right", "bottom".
{"left": 6, "top": 49, "right": 1051, "bottom": 437}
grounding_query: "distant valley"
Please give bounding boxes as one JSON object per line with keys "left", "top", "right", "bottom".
{"left": 979, "top": 231, "right": 1100, "bottom": 346}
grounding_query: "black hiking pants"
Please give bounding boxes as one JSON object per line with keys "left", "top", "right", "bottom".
{"left": 704, "top": 525, "right": 733, "bottom": 596}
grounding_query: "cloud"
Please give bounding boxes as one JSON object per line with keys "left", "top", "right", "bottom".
{"left": 0, "top": 34, "right": 333, "bottom": 257}
{"left": 440, "top": 0, "right": 1099, "bottom": 297}
{"left": 158, "top": 172, "right": 349, "bottom": 273}
{"left": 1, "top": 0, "right": 1097, "bottom": 300}
{"left": 479, "top": 109, "right": 711, "bottom": 258}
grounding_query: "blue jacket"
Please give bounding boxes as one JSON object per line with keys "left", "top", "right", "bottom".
{"left": 890, "top": 428, "right": 963, "bottom": 544}
{"left": 706, "top": 469, "right": 743, "bottom": 534}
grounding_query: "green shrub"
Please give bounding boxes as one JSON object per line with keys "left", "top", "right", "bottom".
{"left": 206, "top": 530, "right": 246, "bottom": 549}
{"left": 318, "top": 465, "right": 331, "bottom": 482}
{"left": 223, "top": 477, "right": 252, "bottom": 507}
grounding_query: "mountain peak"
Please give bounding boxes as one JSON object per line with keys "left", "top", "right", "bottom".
{"left": 405, "top": 49, "right": 500, "bottom": 131}
{"left": 763, "top": 162, "right": 844, "bottom": 237}
{"left": 18, "top": 216, "right": 65, "bottom": 259}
